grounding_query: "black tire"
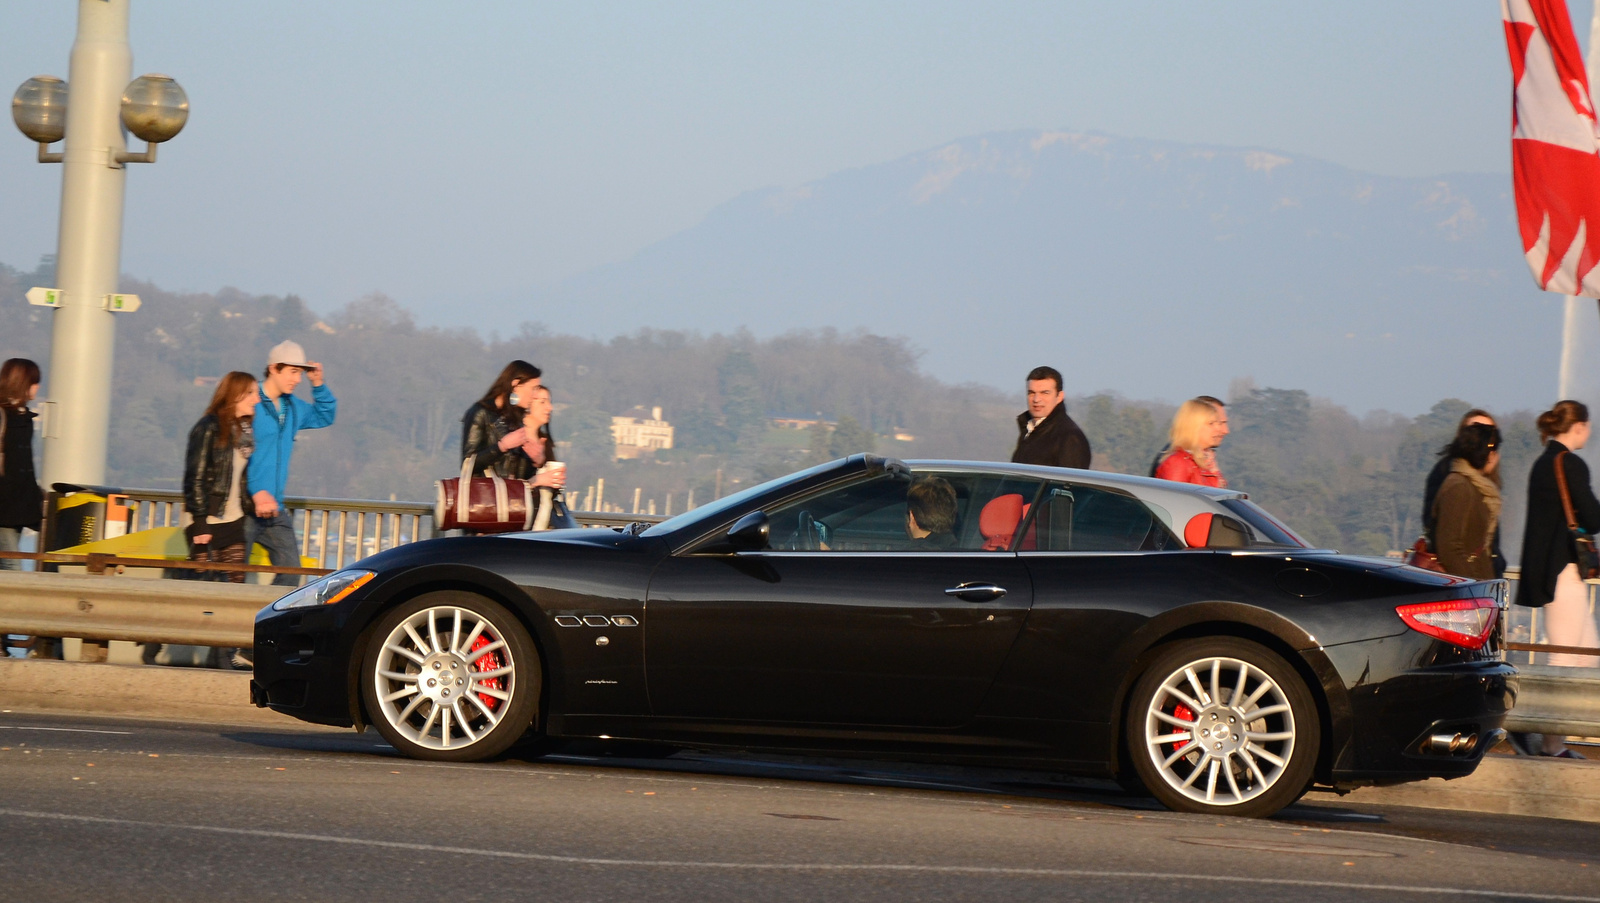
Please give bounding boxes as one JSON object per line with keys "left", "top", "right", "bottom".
{"left": 360, "top": 591, "right": 541, "bottom": 762}
{"left": 1125, "top": 637, "right": 1319, "bottom": 818}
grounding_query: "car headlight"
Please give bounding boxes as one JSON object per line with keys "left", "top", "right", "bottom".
{"left": 271, "top": 570, "right": 376, "bottom": 611}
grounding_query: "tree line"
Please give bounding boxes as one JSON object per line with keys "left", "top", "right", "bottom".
{"left": 0, "top": 257, "right": 1537, "bottom": 561}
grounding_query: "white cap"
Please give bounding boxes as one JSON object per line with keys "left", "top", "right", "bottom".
{"left": 267, "top": 340, "right": 308, "bottom": 369}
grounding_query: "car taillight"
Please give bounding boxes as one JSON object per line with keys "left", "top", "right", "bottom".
{"left": 1395, "top": 597, "right": 1499, "bottom": 649}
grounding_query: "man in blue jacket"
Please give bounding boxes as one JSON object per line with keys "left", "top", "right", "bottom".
{"left": 247, "top": 340, "right": 337, "bottom": 587}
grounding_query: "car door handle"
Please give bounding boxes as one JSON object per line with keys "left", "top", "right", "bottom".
{"left": 945, "top": 582, "right": 1007, "bottom": 602}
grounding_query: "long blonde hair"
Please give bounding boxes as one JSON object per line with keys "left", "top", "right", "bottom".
{"left": 1168, "top": 399, "right": 1217, "bottom": 455}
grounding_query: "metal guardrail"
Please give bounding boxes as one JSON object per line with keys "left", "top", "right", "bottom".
{"left": 0, "top": 570, "right": 267, "bottom": 649}
{"left": 1505, "top": 664, "right": 1600, "bottom": 736}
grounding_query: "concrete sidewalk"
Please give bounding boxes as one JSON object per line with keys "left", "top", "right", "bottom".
{"left": 3, "top": 656, "right": 1598, "bottom": 822}
{"left": 0, "top": 656, "right": 284, "bottom": 727}
{"left": 1315, "top": 753, "right": 1600, "bottom": 823}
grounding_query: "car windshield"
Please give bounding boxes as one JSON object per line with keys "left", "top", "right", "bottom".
{"left": 640, "top": 459, "right": 845, "bottom": 539}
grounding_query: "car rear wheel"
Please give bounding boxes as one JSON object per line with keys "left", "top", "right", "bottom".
{"left": 1126, "top": 637, "right": 1319, "bottom": 818}
{"left": 361, "top": 592, "right": 541, "bottom": 761}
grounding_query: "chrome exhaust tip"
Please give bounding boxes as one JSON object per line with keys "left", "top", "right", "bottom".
{"left": 1428, "top": 732, "right": 1464, "bottom": 754}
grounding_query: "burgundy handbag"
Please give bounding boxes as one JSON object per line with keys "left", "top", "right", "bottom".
{"left": 435, "top": 458, "right": 546, "bottom": 534}
{"left": 1404, "top": 536, "right": 1445, "bottom": 573}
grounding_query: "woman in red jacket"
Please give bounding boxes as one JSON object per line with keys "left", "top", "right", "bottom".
{"left": 1155, "top": 398, "right": 1228, "bottom": 488}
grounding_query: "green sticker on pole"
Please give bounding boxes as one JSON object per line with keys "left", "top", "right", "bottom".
{"left": 104, "top": 293, "right": 141, "bottom": 312}
{"left": 26, "top": 286, "right": 64, "bottom": 307}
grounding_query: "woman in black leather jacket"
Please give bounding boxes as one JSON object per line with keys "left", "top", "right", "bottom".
{"left": 0, "top": 358, "right": 44, "bottom": 574}
{"left": 182, "top": 371, "right": 258, "bottom": 582}
{"left": 461, "top": 360, "right": 541, "bottom": 476}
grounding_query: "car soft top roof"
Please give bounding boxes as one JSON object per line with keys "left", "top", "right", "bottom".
{"left": 897, "top": 458, "right": 1247, "bottom": 502}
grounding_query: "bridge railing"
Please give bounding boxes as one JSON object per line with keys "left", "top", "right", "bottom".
{"left": 1498, "top": 567, "right": 1600, "bottom": 665}
{"left": 109, "top": 488, "right": 664, "bottom": 572}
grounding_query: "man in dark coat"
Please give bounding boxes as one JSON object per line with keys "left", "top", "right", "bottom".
{"left": 1011, "top": 366, "right": 1091, "bottom": 470}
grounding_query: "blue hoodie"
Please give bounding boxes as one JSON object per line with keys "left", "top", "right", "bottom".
{"left": 246, "top": 383, "right": 337, "bottom": 504}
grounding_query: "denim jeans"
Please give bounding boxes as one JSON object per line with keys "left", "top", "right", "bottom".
{"left": 246, "top": 512, "right": 300, "bottom": 587}
{"left": 0, "top": 526, "right": 21, "bottom": 570}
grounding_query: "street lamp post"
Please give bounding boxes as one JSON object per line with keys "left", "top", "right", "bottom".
{"left": 10, "top": 0, "right": 186, "bottom": 488}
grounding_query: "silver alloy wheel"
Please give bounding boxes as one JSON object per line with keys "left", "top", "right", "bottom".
{"left": 1142, "top": 655, "right": 1295, "bottom": 807}
{"left": 371, "top": 606, "right": 516, "bottom": 751}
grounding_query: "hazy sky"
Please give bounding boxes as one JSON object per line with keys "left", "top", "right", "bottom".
{"left": 0, "top": 1, "right": 1584, "bottom": 348}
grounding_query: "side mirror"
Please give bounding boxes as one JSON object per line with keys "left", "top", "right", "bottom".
{"left": 725, "top": 510, "right": 770, "bottom": 551}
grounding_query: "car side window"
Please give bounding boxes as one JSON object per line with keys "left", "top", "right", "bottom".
{"left": 1029, "top": 483, "right": 1179, "bottom": 552}
{"left": 765, "top": 471, "right": 1044, "bottom": 552}
{"left": 767, "top": 473, "right": 915, "bottom": 551}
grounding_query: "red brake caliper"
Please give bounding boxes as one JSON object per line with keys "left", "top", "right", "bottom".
{"left": 471, "top": 634, "right": 502, "bottom": 712}
{"left": 1168, "top": 703, "right": 1195, "bottom": 756}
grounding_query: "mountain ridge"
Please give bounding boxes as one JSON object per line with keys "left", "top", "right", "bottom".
{"left": 474, "top": 129, "right": 1558, "bottom": 415}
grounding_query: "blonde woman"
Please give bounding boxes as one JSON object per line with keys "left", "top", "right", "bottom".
{"left": 1154, "top": 398, "right": 1228, "bottom": 488}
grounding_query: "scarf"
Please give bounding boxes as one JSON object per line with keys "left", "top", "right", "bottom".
{"left": 1450, "top": 458, "right": 1501, "bottom": 554}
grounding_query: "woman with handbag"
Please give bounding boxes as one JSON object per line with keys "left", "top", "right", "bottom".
{"left": 1418, "top": 409, "right": 1502, "bottom": 573}
{"left": 437, "top": 385, "right": 569, "bottom": 534}
{"left": 1517, "top": 400, "right": 1600, "bottom": 757}
{"left": 461, "top": 360, "right": 541, "bottom": 478}
{"left": 1431, "top": 423, "right": 1501, "bottom": 580}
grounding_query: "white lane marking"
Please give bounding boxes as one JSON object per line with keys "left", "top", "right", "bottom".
{"left": 0, "top": 726, "right": 133, "bottom": 735}
{"left": 0, "top": 808, "right": 1593, "bottom": 901}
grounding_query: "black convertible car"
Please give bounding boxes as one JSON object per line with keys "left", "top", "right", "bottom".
{"left": 252, "top": 455, "right": 1514, "bottom": 817}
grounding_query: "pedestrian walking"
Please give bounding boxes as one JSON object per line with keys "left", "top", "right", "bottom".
{"left": 495, "top": 385, "right": 568, "bottom": 528}
{"left": 1153, "top": 398, "right": 1229, "bottom": 487}
{"left": 0, "top": 359, "right": 44, "bottom": 659}
{"left": 461, "top": 360, "right": 541, "bottom": 477}
{"left": 246, "top": 341, "right": 336, "bottom": 588}
{"left": 177, "top": 371, "right": 259, "bottom": 669}
{"left": 1421, "top": 409, "right": 1503, "bottom": 574}
{"left": 1515, "top": 400, "right": 1600, "bottom": 758}
{"left": 1430, "top": 423, "right": 1502, "bottom": 580}
{"left": 0, "top": 358, "right": 43, "bottom": 571}
{"left": 1148, "top": 396, "right": 1227, "bottom": 477}
{"left": 1011, "top": 366, "right": 1091, "bottom": 470}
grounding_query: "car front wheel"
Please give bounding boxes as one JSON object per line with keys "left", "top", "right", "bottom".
{"left": 1126, "top": 637, "right": 1319, "bottom": 818}
{"left": 361, "top": 592, "right": 541, "bottom": 761}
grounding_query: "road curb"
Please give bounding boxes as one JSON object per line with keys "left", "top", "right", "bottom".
{"left": 0, "top": 657, "right": 287, "bottom": 727}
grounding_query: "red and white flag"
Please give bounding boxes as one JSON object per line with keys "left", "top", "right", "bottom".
{"left": 1504, "top": 0, "right": 1600, "bottom": 296}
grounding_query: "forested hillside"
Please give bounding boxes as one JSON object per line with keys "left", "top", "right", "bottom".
{"left": 0, "top": 258, "right": 1539, "bottom": 561}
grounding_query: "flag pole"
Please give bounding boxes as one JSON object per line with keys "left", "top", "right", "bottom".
{"left": 1566, "top": 2, "right": 1600, "bottom": 400}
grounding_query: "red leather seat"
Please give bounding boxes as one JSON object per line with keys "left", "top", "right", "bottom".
{"left": 979, "top": 494, "right": 1027, "bottom": 551}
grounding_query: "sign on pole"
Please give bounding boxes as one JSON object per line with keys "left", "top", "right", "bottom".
{"left": 26, "top": 286, "right": 64, "bottom": 307}
{"left": 103, "top": 293, "right": 140, "bottom": 312}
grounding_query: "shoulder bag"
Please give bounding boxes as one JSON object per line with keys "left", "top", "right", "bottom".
{"left": 435, "top": 457, "right": 539, "bottom": 534}
{"left": 1554, "top": 450, "right": 1600, "bottom": 579}
{"left": 1404, "top": 535, "right": 1445, "bottom": 573}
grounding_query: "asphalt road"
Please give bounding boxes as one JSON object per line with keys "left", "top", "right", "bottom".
{"left": 1, "top": 711, "right": 1597, "bottom": 903}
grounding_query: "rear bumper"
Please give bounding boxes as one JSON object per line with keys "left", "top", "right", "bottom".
{"left": 1322, "top": 635, "right": 1516, "bottom": 784}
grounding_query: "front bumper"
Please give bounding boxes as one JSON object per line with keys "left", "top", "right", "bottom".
{"left": 251, "top": 603, "right": 358, "bottom": 727}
